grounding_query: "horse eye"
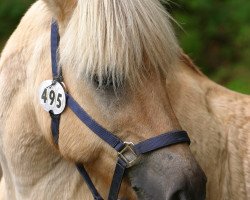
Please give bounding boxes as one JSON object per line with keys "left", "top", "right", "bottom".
{"left": 93, "top": 75, "right": 120, "bottom": 89}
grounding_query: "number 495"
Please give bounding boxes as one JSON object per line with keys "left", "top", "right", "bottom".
{"left": 41, "top": 88, "right": 62, "bottom": 108}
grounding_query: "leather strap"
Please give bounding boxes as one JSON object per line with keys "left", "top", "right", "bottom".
{"left": 49, "top": 111, "right": 61, "bottom": 145}
{"left": 51, "top": 19, "right": 60, "bottom": 79}
{"left": 49, "top": 20, "right": 62, "bottom": 146}
{"left": 66, "top": 93, "right": 125, "bottom": 152}
{"left": 134, "top": 130, "right": 190, "bottom": 155}
{"left": 76, "top": 164, "right": 104, "bottom": 200}
{"left": 108, "top": 158, "right": 127, "bottom": 200}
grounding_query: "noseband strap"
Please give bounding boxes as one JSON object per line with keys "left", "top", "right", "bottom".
{"left": 48, "top": 20, "right": 190, "bottom": 200}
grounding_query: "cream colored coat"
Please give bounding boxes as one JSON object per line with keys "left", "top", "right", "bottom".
{"left": 0, "top": 1, "right": 249, "bottom": 200}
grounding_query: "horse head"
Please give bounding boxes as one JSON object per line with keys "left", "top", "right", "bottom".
{"left": 37, "top": 0, "right": 206, "bottom": 199}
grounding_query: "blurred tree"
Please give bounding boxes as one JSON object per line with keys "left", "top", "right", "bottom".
{"left": 0, "top": 0, "right": 249, "bottom": 94}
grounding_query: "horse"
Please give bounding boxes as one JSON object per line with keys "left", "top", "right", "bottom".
{"left": 0, "top": 0, "right": 248, "bottom": 199}
{"left": 0, "top": 0, "right": 206, "bottom": 199}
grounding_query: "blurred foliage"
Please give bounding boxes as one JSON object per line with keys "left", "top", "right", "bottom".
{"left": 0, "top": 0, "right": 34, "bottom": 47}
{"left": 167, "top": 0, "right": 250, "bottom": 94}
{"left": 0, "top": 0, "right": 249, "bottom": 94}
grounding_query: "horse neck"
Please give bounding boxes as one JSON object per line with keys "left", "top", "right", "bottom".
{"left": 167, "top": 57, "right": 250, "bottom": 199}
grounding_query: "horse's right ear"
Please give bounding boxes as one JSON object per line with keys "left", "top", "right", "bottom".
{"left": 43, "top": 0, "right": 77, "bottom": 23}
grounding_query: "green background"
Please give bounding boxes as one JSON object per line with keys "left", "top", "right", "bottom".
{"left": 0, "top": 0, "right": 249, "bottom": 94}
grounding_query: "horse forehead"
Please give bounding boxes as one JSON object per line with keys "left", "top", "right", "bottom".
{"left": 59, "top": 0, "right": 179, "bottom": 89}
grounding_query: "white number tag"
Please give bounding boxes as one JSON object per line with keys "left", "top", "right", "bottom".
{"left": 38, "top": 80, "right": 66, "bottom": 114}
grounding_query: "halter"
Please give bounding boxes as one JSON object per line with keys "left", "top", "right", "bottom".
{"left": 47, "top": 20, "right": 191, "bottom": 200}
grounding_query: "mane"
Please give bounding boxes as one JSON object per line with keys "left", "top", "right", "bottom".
{"left": 60, "top": 0, "right": 180, "bottom": 88}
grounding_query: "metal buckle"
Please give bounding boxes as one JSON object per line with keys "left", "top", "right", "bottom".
{"left": 118, "top": 142, "right": 139, "bottom": 168}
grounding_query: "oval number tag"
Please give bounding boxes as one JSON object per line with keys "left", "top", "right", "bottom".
{"left": 39, "top": 80, "right": 66, "bottom": 114}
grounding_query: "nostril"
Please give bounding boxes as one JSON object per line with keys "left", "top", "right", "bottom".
{"left": 166, "top": 170, "right": 206, "bottom": 200}
{"left": 132, "top": 186, "right": 140, "bottom": 193}
{"left": 169, "top": 190, "right": 190, "bottom": 200}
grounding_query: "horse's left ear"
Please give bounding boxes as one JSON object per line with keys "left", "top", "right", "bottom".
{"left": 43, "top": 0, "right": 77, "bottom": 23}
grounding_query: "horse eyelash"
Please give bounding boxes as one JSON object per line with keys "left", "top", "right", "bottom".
{"left": 92, "top": 74, "right": 124, "bottom": 90}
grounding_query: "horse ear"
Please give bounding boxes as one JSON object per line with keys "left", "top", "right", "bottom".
{"left": 43, "top": 0, "right": 77, "bottom": 23}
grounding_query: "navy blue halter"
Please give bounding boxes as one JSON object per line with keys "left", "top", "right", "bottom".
{"left": 49, "top": 20, "right": 191, "bottom": 200}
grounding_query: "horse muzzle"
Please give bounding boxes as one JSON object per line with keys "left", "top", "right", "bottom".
{"left": 128, "top": 145, "right": 207, "bottom": 200}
